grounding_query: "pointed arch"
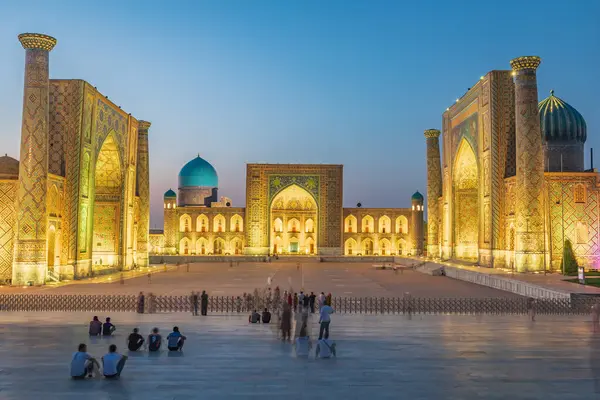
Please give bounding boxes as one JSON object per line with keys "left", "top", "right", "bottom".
{"left": 287, "top": 218, "right": 300, "bottom": 233}
{"left": 196, "top": 237, "right": 208, "bottom": 255}
{"left": 180, "top": 214, "right": 192, "bottom": 232}
{"left": 196, "top": 214, "right": 209, "bottom": 232}
{"left": 230, "top": 237, "right": 243, "bottom": 255}
{"left": 396, "top": 215, "right": 409, "bottom": 234}
{"left": 453, "top": 138, "right": 479, "bottom": 261}
{"left": 345, "top": 238, "right": 357, "bottom": 255}
{"left": 213, "top": 237, "right": 225, "bottom": 255}
{"left": 213, "top": 214, "right": 226, "bottom": 233}
{"left": 180, "top": 237, "right": 190, "bottom": 255}
{"left": 305, "top": 218, "right": 314, "bottom": 233}
{"left": 361, "top": 215, "right": 374, "bottom": 233}
{"left": 273, "top": 218, "right": 283, "bottom": 233}
{"left": 362, "top": 238, "right": 374, "bottom": 255}
{"left": 231, "top": 214, "right": 243, "bottom": 232}
{"left": 397, "top": 239, "right": 407, "bottom": 255}
{"left": 345, "top": 215, "right": 357, "bottom": 233}
{"left": 380, "top": 238, "right": 391, "bottom": 255}
{"left": 378, "top": 215, "right": 391, "bottom": 234}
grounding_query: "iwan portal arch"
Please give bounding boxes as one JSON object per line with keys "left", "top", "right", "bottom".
{"left": 453, "top": 139, "right": 479, "bottom": 261}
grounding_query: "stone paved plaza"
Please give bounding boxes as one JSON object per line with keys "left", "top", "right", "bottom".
{"left": 1, "top": 261, "right": 521, "bottom": 297}
{"left": 0, "top": 312, "right": 599, "bottom": 399}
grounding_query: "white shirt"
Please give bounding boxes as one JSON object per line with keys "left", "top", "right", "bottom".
{"left": 295, "top": 337, "right": 310, "bottom": 356}
{"left": 102, "top": 352, "right": 122, "bottom": 376}
{"left": 317, "top": 339, "right": 335, "bottom": 358}
{"left": 299, "top": 293, "right": 305, "bottom": 303}
{"left": 318, "top": 294, "right": 325, "bottom": 306}
{"left": 70, "top": 351, "right": 91, "bottom": 376}
{"left": 319, "top": 305, "right": 334, "bottom": 322}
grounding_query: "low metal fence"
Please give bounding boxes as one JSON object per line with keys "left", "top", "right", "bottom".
{"left": 1, "top": 293, "right": 599, "bottom": 315}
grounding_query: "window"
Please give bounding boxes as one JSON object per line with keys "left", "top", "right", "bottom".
{"left": 574, "top": 185, "right": 586, "bottom": 203}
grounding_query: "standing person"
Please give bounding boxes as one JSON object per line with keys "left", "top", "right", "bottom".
{"left": 102, "top": 344, "right": 128, "bottom": 379}
{"left": 147, "top": 328, "right": 162, "bottom": 352}
{"left": 281, "top": 303, "right": 292, "bottom": 342}
{"left": 309, "top": 292, "right": 316, "bottom": 313}
{"left": 70, "top": 343, "right": 100, "bottom": 379}
{"left": 318, "top": 292, "right": 326, "bottom": 309}
{"left": 137, "top": 292, "right": 145, "bottom": 314}
{"left": 318, "top": 303, "right": 335, "bottom": 340}
{"left": 298, "top": 292, "right": 305, "bottom": 312}
{"left": 191, "top": 291, "right": 199, "bottom": 316}
{"left": 127, "top": 328, "right": 144, "bottom": 351}
{"left": 147, "top": 271, "right": 152, "bottom": 284}
{"left": 89, "top": 316, "right": 102, "bottom": 336}
{"left": 287, "top": 292, "right": 293, "bottom": 307}
{"left": 102, "top": 317, "right": 116, "bottom": 336}
{"left": 201, "top": 290, "right": 209, "bottom": 316}
{"left": 316, "top": 338, "right": 336, "bottom": 358}
{"left": 293, "top": 293, "right": 298, "bottom": 312}
{"left": 167, "top": 326, "right": 187, "bottom": 351}
{"left": 326, "top": 293, "right": 332, "bottom": 306}
{"left": 302, "top": 292, "right": 310, "bottom": 312}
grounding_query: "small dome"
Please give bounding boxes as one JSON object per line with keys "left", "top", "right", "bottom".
{"left": 411, "top": 191, "right": 423, "bottom": 201}
{"left": 539, "top": 90, "right": 586, "bottom": 143}
{"left": 164, "top": 189, "right": 176, "bottom": 198}
{"left": 178, "top": 155, "right": 218, "bottom": 188}
{"left": 0, "top": 154, "right": 19, "bottom": 179}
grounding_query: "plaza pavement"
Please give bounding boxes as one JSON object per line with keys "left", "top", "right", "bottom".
{"left": 0, "top": 311, "right": 598, "bottom": 399}
{"left": 0, "top": 261, "right": 521, "bottom": 298}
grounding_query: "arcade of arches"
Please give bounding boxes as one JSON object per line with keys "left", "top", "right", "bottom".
{"left": 342, "top": 213, "right": 412, "bottom": 256}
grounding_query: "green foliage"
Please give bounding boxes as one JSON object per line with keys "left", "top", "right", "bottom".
{"left": 562, "top": 239, "right": 578, "bottom": 276}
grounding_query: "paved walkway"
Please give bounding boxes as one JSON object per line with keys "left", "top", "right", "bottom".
{"left": 0, "top": 262, "right": 522, "bottom": 298}
{"left": 0, "top": 312, "right": 599, "bottom": 399}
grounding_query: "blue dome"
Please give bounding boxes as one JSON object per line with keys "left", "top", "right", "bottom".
{"left": 539, "top": 90, "right": 586, "bottom": 143}
{"left": 164, "top": 189, "right": 176, "bottom": 198}
{"left": 411, "top": 191, "right": 423, "bottom": 201}
{"left": 178, "top": 155, "right": 218, "bottom": 188}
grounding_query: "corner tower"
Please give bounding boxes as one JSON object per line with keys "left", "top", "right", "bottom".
{"left": 411, "top": 191, "right": 424, "bottom": 256}
{"left": 424, "top": 129, "right": 442, "bottom": 258}
{"left": 510, "top": 56, "right": 545, "bottom": 272}
{"left": 136, "top": 121, "right": 151, "bottom": 266}
{"left": 163, "top": 189, "right": 177, "bottom": 254}
{"left": 12, "top": 33, "right": 57, "bottom": 285}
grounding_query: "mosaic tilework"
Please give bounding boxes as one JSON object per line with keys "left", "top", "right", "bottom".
{"left": 0, "top": 181, "right": 17, "bottom": 282}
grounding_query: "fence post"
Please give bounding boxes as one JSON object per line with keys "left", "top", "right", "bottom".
{"left": 404, "top": 292, "right": 412, "bottom": 316}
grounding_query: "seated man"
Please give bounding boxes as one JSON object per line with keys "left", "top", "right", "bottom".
{"left": 102, "top": 344, "right": 128, "bottom": 379}
{"left": 261, "top": 308, "right": 271, "bottom": 323}
{"left": 167, "top": 326, "right": 187, "bottom": 351}
{"left": 89, "top": 316, "right": 102, "bottom": 336}
{"left": 147, "top": 327, "right": 162, "bottom": 352}
{"left": 70, "top": 343, "right": 100, "bottom": 379}
{"left": 127, "top": 328, "right": 144, "bottom": 351}
{"left": 315, "top": 338, "right": 336, "bottom": 359}
{"left": 294, "top": 324, "right": 311, "bottom": 357}
{"left": 102, "top": 317, "right": 116, "bottom": 336}
{"left": 249, "top": 310, "right": 260, "bottom": 323}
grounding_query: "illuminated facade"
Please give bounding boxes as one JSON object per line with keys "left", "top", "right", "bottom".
{"left": 153, "top": 161, "right": 424, "bottom": 256}
{"left": 0, "top": 33, "right": 150, "bottom": 284}
{"left": 427, "top": 56, "right": 599, "bottom": 272}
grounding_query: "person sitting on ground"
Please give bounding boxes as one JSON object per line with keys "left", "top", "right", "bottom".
{"left": 147, "top": 327, "right": 162, "bottom": 352}
{"left": 102, "top": 344, "right": 128, "bottom": 379}
{"left": 249, "top": 310, "right": 261, "bottom": 323}
{"left": 89, "top": 316, "right": 102, "bottom": 336}
{"left": 127, "top": 328, "right": 144, "bottom": 351}
{"left": 261, "top": 308, "right": 271, "bottom": 323}
{"left": 102, "top": 317, "right": 116, "bottom": 336}
{"left": 316, "top": 337, "right": 336, "bottom": 359}
{"left": 295, "top": 323, "right": 311, "bottom": 357}
{"left": 167, "top": 326, "right": 187, "bottom": 351}
{"left": 70, "top": 343, "right": 100, "bottom": 379}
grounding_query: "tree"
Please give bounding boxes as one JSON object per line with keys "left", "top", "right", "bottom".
{"left": 562, "top": 239, "right": 578, "bottom": 276}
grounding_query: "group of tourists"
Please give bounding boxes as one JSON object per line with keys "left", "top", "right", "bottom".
{"left": 71, "top": 317, "right": 188, "bottom": 379}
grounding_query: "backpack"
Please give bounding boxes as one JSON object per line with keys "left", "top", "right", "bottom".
{"left": 148, "top": 334, "right": 161, "bottom": 351}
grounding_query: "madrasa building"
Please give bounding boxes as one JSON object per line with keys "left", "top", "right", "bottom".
{"left": 425, "top": 56, "right": 599, "bottom": 272}
{"left": 0, "top": 33, "right": 151, "bottom": 285}
{"left": 150, "top": 160, "right": 425, "bottom": 257}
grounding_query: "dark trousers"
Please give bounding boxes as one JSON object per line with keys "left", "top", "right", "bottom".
{"left": 201, "top": 303, "right": 208, "bottom": 316}
{"left": 193, "top": 303, "right": 198, "bottom": 316}
{"left": 319, "top": 321, "right": 330, "bottom": 340}
{"left": 104, "top": 358, "right": 127, "bottom": 378}
{"left": 310, "top": 303, "right": 315, "bottom": 313}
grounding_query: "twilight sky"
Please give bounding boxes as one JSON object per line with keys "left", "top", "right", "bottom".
{"left": 0, "top": 0, "right": 598, "bottom": 227}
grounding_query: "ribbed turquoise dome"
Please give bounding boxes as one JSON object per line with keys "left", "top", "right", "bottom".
{"left": 178, "top": 155, "right": 218, "bottom": 188}
{"left": 411, "top": 191, "right": 423, "bottom": 201}
{"left": 539, "top": 90, "right": 586, "bottom": 143}
{"left": 164, "top": 189, "right": 176, "bottom": 198}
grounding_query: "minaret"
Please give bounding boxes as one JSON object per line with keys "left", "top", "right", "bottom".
{"left": 163, "top": 189, "right": 177, "bottom": 254}
{"left": 410, "top": 191, "right": 424, "bottom": 256}
{"left": 136, "top": 121, "right": 151, "bottom": 267}
{"left": 510, "top": 56, "right": 545, "bottom": 272}
{"left": 424, "top": 129, "right": 442, "bottom": 258}
{"left": 12, "top": 33, "right": 57, "bottom": 285}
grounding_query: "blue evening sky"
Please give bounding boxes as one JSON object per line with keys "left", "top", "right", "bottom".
{"left": 0, "top": 0, "right": 598, "bottom": 227}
